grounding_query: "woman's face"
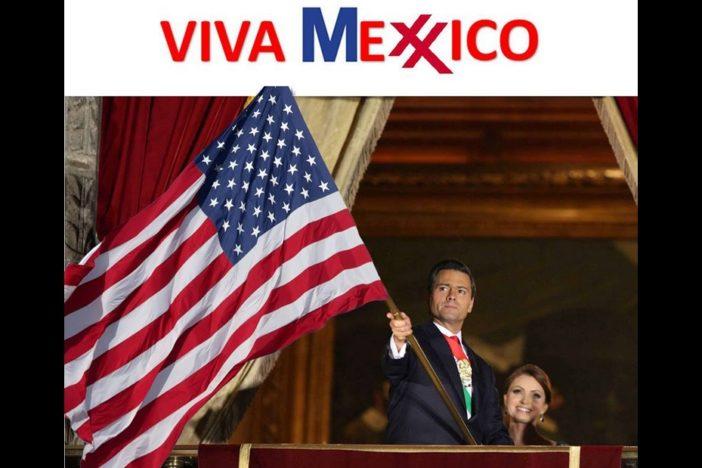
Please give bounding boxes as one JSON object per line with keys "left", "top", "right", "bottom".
{"left": 504, "top": 374, "right": 549, "bottom": 425}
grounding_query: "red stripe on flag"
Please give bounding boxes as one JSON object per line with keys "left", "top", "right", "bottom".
{"left": 244, "top": 280, "right": 387, "bottom": 363}
{"left": 64, "top": 253, "right": 232, "bottom": 420}
{"left": 66, "top": 210, "right": 351, "bottom": 423}
{"left": 69, "top": 209, "right": 353, "bottom": 383}
{"left": 64, "top": 164, "right": 203, "bottom": 288}
{"left": 84, "top": 279, "right": 386, "bottom": 468}
{"left": 64, "top": 200, "right": 199, "bottom": 316}
{"left": 83, "top": 243, "right": 371, "bottom": 435}
{"left": 64, "top": 373, "right": 86, "bottom": 417}
{"left": 258, "top": 245, "right": 373, "bottom": 314}
{"left": 78, "top": 254, "right": 232, "bottom": 391}
{"left": 74, "top": 416, "right": 94, "bottom": 446}
{"left": 64, "top": 217, "right": 218, "bottom": 364}
{"left": 65, "top": 210, "right": 353, "bottom": 376}
{"left": 122, "top": 361, "right": 251, "bottom": 468}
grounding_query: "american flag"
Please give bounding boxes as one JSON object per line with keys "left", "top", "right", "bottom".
{"left": 64, "top": 86, "right": 388, "bottom": 467}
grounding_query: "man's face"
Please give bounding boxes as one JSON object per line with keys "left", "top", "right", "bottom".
{"left": 429, "top": 269, "right": 474, "bottom": 328}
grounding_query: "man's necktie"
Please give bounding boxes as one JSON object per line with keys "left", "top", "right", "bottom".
{"left": 444, "top": 335, "right": 473, "bottom": 418}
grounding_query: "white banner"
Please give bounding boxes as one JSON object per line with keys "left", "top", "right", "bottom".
{"left": 65, "top": 0, "right": 637, "bottom": 96}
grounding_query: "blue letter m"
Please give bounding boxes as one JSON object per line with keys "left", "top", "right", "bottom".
{"left": 303, "top": 7, "right": 357, "bottom": 62}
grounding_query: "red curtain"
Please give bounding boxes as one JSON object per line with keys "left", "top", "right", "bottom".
{"left": 97, "top": 97, "right": 246, "bottom": 238}
{"left": 615, "top": 97, "right": 638, "bottom": 149}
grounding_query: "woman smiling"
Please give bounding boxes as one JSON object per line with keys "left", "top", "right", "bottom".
{"left": 503, "top": 364, "right": 557, "bottom": 446}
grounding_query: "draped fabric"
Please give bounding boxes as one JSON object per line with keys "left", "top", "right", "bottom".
{"left": 97, "top": 97, "right": 246, "bottom": 238}
{"left": 592, "top": 97, "right": 638, "bottom": 204}
{"left": 614, "top": 97, "right": 638, "bottom": 148}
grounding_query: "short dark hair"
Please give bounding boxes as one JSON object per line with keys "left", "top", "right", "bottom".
{"left": 427, "top": 259, "right": 476, "bottom": 299}
{"left": 504, "top": 364, "right": 553, "bottom": 404}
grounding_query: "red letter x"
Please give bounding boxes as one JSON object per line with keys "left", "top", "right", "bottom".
{"left": 390, "top": 15, "right": 451, "bottom": 74}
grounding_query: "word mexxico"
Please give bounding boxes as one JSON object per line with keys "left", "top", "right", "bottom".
{"left": 160, "top": 7, "right": 538, "bottom": 74}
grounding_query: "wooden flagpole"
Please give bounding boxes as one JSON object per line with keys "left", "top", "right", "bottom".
{"left": 385, "top": 297, "right": 478, "bottom": 445}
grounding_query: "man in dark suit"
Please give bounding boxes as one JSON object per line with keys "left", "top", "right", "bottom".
{"left": 382, "top": 259, "right": 512, "bottom": 445}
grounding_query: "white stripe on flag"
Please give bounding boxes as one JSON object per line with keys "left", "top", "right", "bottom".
{"left": 65, "top": 192, "right": 345, "bottom": 386}
{"left": 98, "top": 262, "right": 380, "bottom": 467}
{"left": 83, "top": 224, "right": 363, "bottom": 417}
{"left": 64, "top": 404, "right": 89, "bottom": 434}
{"left": 64, "top": 231, "right": 221, "bottom": 388}
{"left": 77, "top": 175, "right": 205, "bottom": 286}
{"left": 79, "top": 241, "right": 103, "bottom": 265}
{"left": 258, "top": 262, "right": 380, "bottom": 336}
{"left": 65, "top": 206, "right": 208, "bottom": 340}
{"left": 64, "top": 285, "right": 77, "bottom": 302}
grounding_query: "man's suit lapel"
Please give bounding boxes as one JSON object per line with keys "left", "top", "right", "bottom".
{"left": 422, "top": 322, "right": 468, "bottom": 419}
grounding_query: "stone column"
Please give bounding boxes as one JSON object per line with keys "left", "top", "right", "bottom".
{"left": 64, "top": 97, "right": 101, "bottom": 446}
{"left": 64, "top": 97, "right": 101, "bottom": 266}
